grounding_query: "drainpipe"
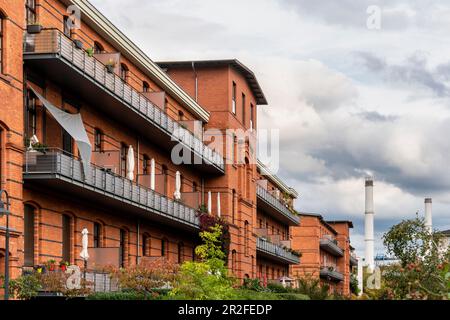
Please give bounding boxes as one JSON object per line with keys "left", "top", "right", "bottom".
{"left": 192, "top": 61, "right": 198, "bottom": 102}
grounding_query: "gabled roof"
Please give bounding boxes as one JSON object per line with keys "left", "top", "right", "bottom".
{"left": 327, "top": 220, "right": 354, "bottom": 229}
{"left": 298, "top": 212, "right": 338, "bottom": 235}
{"left": 157, "top": 59, "right": 268, "bottom": 105}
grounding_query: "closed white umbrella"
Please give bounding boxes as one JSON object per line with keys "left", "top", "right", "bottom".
{"left": 127, "top": 145, "right": 135, "bottom": 181}
{"left": 150, "top": 158, "right": 155, "bottom": 190}
{"left": 174, "top": 171, "right": 181, "bottom": 200}
{"left": 80, "top": 228, "right": 89, "bottom": 261}
{"left": 207, "top": 191, "right": 212, "bottom": 214}
{"left": 217, "top": 192, "right": 221, "bottom": 218}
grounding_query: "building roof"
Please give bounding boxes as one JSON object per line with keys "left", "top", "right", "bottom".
{"left": 440, "top": 229, "right": 450, "bottom": 236}
{"left": 157, "top": 59, "right": 268, "bottom": 105}
{"left": 257, "top": 159, "right": 298, "bottom": 198}
{"left": 65, "top": 0, "right": 210, "bottom": 122}
{"left": 298, "top": 212, "right": 338, "bottom": 235}
{"left": 326, "top": 220, "right": 354, "bottom": 229}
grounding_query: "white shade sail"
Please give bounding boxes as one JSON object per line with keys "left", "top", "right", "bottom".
{"left": 217, "top": 192, "right": 221, "bottom": 217}
{"left": 29, "top": 87, "right": 92, "bottom": 178}
{"left": 174, "top": 171, "right": 181, "bottom": 200}
{"left": 127, "top": 145, "right": 135, "bottom": 181}
{"left": 80, "top": 228, "right": 89, "bottom": 261}
{"left": 207, "top": 191, "right": 212, "bottom": 214}
{"left": 150, "top": 158, "right": 156, "bottom": 190}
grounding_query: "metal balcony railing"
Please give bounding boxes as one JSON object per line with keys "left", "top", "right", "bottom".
{"left": 256, "top": 237, "right": 299, "bottom": 264}
{"left": 256, "top": 185, "right": 300, "bottom": 225}
{"left": 23, "top": 29, "right": 224, "bottom": 172}
{"left": 350, "top": 254, "right": 358, "bottom": 266}
{"left": 319, "top": 237, "right": 344, "bottom": 257}
{"left": 319, "top": 266, "right": 344, "bottom": 282}
{"left": 23, "top": 149, "right": 200, "bottom": 230}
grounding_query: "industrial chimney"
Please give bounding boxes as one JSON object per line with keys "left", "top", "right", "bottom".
{"left": 365, "top": 177, "right": 375, "bottom": 272}
{"left": 424, "top": 198, "right": 432, "bottom": 232}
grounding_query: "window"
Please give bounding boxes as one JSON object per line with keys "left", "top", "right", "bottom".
{"left": 231, "top": 82, "right": 236, "bottom": 114}
{"left": 162, "top": 165, "right": 168, "bottom": 196}
{"left": 120, "top": 63, "right": 129, "bottom": 81}
{"left": 119, "top": 229, "right": 127, "bottom": 267}
{"left": 177, "top": 243, "right": 184, "bottom": 264}
{"left": 192, "top": 182, "right": 198, "bottom": 192}
{"left": 93, "top": 222, "right": 101, "bottom": 248}
{"left": 232, "top": 189, "right": 236, "bottom": 224}
{"left": 120, "top": 143, "right": 127, "bottom": 177}
{"left": 24, "top": 205, "right": 35, "bottom": 266}
{"left": 94, "top": 129, "right": 102, "bottom": 152}
{"left": 231, "top": 250, "right": 237, "bottom": 274}
{"left": 178, "top": 110, "right": 184, "bottom": 121}
{"left": 63, "top": 16, "right": 71, "bottom": 38}
{"left": 143, "top": 154, "right": 150, "bottom": 175}
{"left": 142, "top": 234, "right": 149, "bottom": 257}
{"left": 250, "top": 103, "right": 254, "bottom": 131}
{"left": 242, "top": 93, "right": 246, "bottom": 124}
{"left": 192, "top": 246, "right": 196, "bottom": 261}
{"left": 93, "top": 41, "right": 104, "bottom": 54}
{"left": 244, "top": 221, "right": 249, "bottom": 256}
{"left": 26, "top": 89, "right": 37, "bottom": 138}
{"left": 0, "top": 13, "right": 4, "bottom": 74}
{"left": 26, "top": 0, "right": 36, "bottom": 25}
{"left": 161, "top": 238, "right": 167, "bottom": 257}
{"left": 143, "top": 81, "right": 150, "bottom": 93}
{"left": 62, "top": 214, "right": 71, "bottom": 262}
{"left": 62, "top": 129, "right": 73, "bottom": 155}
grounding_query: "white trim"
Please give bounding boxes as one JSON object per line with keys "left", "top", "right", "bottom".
{"left": 65, "top": 0, "right": 210, "bottom": 122}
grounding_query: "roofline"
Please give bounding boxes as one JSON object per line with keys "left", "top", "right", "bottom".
{"left": 298, "top": 212, "right": 338, "bottom": 235}
{"left": 157, "top": 59, "right": 268, "bottom": 105}
{"left": 66, "top": 0, "right": 210, "bottom": 122}
{"left": 326, "top": 220, "right": 354, "bottom": 229}
{"left": 257, "top": 159, "right": 298, "bottom": 198}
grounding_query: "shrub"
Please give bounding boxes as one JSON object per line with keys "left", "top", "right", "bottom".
{"left": 276, "top": 293, "right": 310, "bottom": 300}
{"left": 87, "top": 291, "right": 150, "bottom": 300}
{"left": 296, "top": 276, "right": 330, "bottom": 300}
{"left": 9, "top": 274, "right": 42, "bottom": 300}
{"left": 234, "top": 289, "right": 281, "bottom": 300}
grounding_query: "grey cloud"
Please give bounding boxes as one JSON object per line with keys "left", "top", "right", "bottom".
{"left": 356, "top": 111, "right": 398, "bottom": 122}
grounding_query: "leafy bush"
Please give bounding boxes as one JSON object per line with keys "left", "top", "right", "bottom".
{"left": 276, "top": 293, "right": 310, "bottom": 300}
{"left": 9, "top": 274, "right": 42, "bottom": 300}
{"left": 234, "top": 289, "right": 281, "bottom": 300}
{"left": 296, "top": 276, "right": 330, "bottom": 300}
{"left": 242, "top": 278, "right": 267, "bottom": 292}
{"left": 87, "top": 291, "right": 150, "bottom": 300}
{"left": 266, "top": 282, "right": 292, "bottom": 293}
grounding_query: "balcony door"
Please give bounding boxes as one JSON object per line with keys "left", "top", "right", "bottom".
{"left": 62, "top": 129, "right": 73, "bottom": 155}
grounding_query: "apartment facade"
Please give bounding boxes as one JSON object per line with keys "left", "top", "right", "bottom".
{"left": 291, "top": 213, "right": 355, "bottom": 295}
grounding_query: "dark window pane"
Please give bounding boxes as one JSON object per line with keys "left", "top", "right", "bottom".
{"left": 24, "top": 205, "right": 35, "bottom": 266}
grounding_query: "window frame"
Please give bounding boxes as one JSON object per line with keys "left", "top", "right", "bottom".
{"left": 231, "top": 82, "right": 236, "bottom": 114}
{"left": 0, "top": 13, "right": 4, "bottom": 75}
{"left": 25, "top": 0, "right": 37, "bottom": 25}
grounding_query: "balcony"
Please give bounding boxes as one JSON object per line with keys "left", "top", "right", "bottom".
{"left": 350, "top": 254, "right": 358, "bottom": 267}
{"left": 319, "top": 235, "right": 344, "bottom": 257}
{"left": 256, "top": 185, "right": 299, "bottom": 226}
{"left": 320, "top": 266, "right": 344, "bottom": 282}
{"left": 23, "top": 150, "right": 200, "bottom": 232}
{"left": 256, "top": 237, "right": 299, "bottom": 265}
{"left": 23, "top": 29, "right": 224, "bottom": 174}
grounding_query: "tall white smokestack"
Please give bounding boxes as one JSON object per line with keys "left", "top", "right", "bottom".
{"left": 424, "top": 198, "right": 432, "bottom": 232}
{"left": 365, "top": 177, "right": 375, "bottom": 273}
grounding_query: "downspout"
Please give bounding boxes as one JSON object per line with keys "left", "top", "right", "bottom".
{"left": 192, "top": 61, "right": 198, "bottom": 102}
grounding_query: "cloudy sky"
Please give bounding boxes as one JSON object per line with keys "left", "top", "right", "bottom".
{"left": 90, "top": 0, "right": 450, "bottom": 256}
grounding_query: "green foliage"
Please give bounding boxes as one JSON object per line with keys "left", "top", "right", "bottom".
{"left": 169, "top": 259, "right": 236, "bottom": 300}
{"left": 86, "top": 290, "right": 163, "bottom": 300}
{"left": 242, "top": 278, "right": 267, "bottom": 292}
{"left": 379, "top": 218, "right": 450, "bottom": 300}
{"left": 350, "top": 274, "right": 360, "bottom": 295}
{"left": 195, "top": 224, "right": 226, "bottom": 261}
{"left": 276, "top": 293, "right": 310, "bottom": 300}
{"left": 9, "top": 274, "right": 42, "bottom": 300}
{"left": 296, "top": 276, "right": 330, "bottom": 300}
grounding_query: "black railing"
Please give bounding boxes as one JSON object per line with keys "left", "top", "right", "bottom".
{"left": 256, "top": 185, "right": 300, "bottom": 225}
{"left": 256, "top": 237, "right": 299, "bottom": 264}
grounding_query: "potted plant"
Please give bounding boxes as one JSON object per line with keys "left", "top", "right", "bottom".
{"left": 105, "top": 59, "right": 116, "bottom": 73}
{"left": 73, "top": 39, "right": 84, "bottom": 50}
{"left": 59, "top": 260, "right": 69, "bottom": 272}
{"left": 27, "top": 22, "right": 43, "bottom": 34}
{"left": 85, "top": 47, "right": 94, "bottom": 57}
{"left": 46, "top": 259, "right": 57, "bottom": 272}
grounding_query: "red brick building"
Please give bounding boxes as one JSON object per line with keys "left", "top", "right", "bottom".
{"left": 0, "top": 0, "right": 354, "bottom": 297}
{"left": 291, "top": 213, "right": 356, "bottom": 295}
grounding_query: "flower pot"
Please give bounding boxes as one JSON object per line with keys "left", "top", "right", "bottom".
{"left": 60, "top": 265, "right": 67, "bottom": 272}
{"left": 27, "top": 24, "right": 43, "bottom": 34}
{"left": 73, "top": 39, "right": 83, "bottom": 50}
{"left": 49, "top": 264, "right": 56, "bottom": 271}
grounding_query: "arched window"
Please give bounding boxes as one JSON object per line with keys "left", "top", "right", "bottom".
{"left": 177, "top": 242, "right": 184, "bottom": 264}
{"left": 192, "top": 181, "right": 198, "bottom": 192}
{"left": 119, "top": 228, "right": 128, "bottom": 267}
{"left": 24, "top": 204, "right": 36, "bottom": 266}
{"left": 178, "top": 110, "right": 184, "bottom": 121}
{"left": 25, "top": 0, "right": 36, "bottom": 25}
{"left": 143, "top": 81, "right": 150, "bottom": 93}
{"left": 62, "top": 214, "right": 72, "bottom": 263}
{"left": 94, "top": 128, "right": 103, "bottom": 152}
{"left": 161, "top": 238, "right": 168, "bottom": 257}
{"left": 93, "top": 41, "right": 104, "bottom": 54}
{"left": 142, "top": 233, "right": 150, "bottom": 257}
{"left": 244, "top": 221, "right": 249, "bottom": 256}
{"left": 120, "top": 63, "right": 129, "bottom": 81}
{"left": 142, "top": 154, "right": 150, "bottom": 175}
{"left": 231, "top": 250, "right": 237, "bottom": 275}
{"left": 245, "top": 157, "right": 251, "bottom": 198}
{"left": 26, "top": 89, "right": 37, "bottom": 139}
{"left": 93, "top": 222, "right": 102, "bottom": 248}
{"left": 120, "top": 143, "right": 127, "bottom": 177}
{"left": 0, "top": 11, "right": 5, "bottom": 74}
{"left": 232, "top": 189, "right": 236, "bottom": 224}
{"left": 162, "top": 165, "right": 168, "bottom": 196}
